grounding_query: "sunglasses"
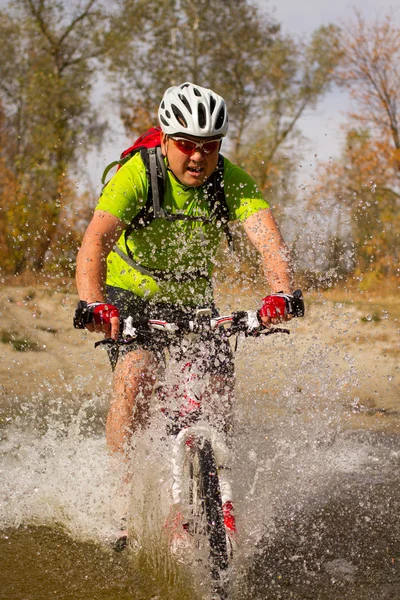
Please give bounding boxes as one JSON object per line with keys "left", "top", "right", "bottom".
{"left": 170, "top": 136, "right": 222, "bottom": 155}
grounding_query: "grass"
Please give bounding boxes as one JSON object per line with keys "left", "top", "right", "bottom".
{"left": 360, "top": 311, "right": 382, "bottom": 323}
{"left": 1, "top": 329, "right": 41, "bottom": 352}
{"left": 36, "top": 325, "right": 58, "bottom": 334}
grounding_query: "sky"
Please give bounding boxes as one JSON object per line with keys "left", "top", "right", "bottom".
{"left": 260, "top": 0, "right": 394, "bottom": 35}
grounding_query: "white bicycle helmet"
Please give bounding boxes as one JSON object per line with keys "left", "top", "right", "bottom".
{"left": 158, "top": 82, "right": 228, "bottom": 138}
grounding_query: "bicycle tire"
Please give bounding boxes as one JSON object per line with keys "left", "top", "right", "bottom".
{"left": 189, "top": 438, "right": 229, "bottom": 594}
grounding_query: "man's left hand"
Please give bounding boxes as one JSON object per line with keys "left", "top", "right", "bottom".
{"left": 259, "top": 290, "right": 304, "bottom": 325}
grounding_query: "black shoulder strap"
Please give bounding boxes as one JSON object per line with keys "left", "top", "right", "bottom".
{"left": 147, "top": 146, "right": 166, "bottom": 218}
{"left": 124, "top": 146, "right": 165, "bottom": 237}
{"left": 207, "top": 154, "right": 233, "bottom": 249}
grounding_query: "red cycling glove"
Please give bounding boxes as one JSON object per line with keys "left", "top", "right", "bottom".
{"left": 259, "top": 294, "right": 290, "bottom": 319}
{"left": 87, "top": 302, "right": 120, "bottom": 325}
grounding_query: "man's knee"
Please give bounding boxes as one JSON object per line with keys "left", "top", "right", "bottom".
{"left": 113, "top": 348, "right": 159, "bottom": 398}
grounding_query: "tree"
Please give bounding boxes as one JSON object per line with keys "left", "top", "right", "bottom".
{"left": 314, "top": 129, "right": 399, "bottom": 283}
{"left": 313, "top": 13, "right": 400, "bottom": 285}
{"left": 0, "top": 0, "right": 111, "bottom": 274}
{"left": 338, "top": 11, "right": 400, "bottom": 173}
{"left": 109, "top": 1, "right": 341, "bottom": 167}
{"left": 0, "top": 101, "right": 19, "bottom": 273}
{"left": 107, "top": 0, "right": 277, "bottom": 144}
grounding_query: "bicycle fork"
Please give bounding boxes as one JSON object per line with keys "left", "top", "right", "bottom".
{"left": 171, "top": 425, "right": 236, "bottom": 535}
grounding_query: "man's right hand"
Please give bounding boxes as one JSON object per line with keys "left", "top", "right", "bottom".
{"left": 73, "top": 301, "right": 120, "bottom": 339}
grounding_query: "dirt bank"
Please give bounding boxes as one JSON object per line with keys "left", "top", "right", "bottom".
{"left": 1, "top": 283, "right": 399, "bottom": 433}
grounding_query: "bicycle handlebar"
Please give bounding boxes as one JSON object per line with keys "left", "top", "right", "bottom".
{"left": 94, "top": 309, "right": 290, "bottom": 349}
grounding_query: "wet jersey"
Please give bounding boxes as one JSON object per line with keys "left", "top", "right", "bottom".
{"left": 96, "top": 153, "right": 269, "bottom": 306}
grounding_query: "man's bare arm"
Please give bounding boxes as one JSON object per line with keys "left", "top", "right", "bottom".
{"left": 76, "top": 211, "right": 126, "bottom": 303}
{"left": 243, "top": 208, "right": 293, "bottom": 294}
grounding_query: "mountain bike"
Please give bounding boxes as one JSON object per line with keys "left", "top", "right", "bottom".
{"left": 96, "top": 307, "right": 291, "bottom": 599}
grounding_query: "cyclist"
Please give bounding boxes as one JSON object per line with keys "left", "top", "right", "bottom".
{"left": 75, "top": 82, "right": 296, "bottom": 550}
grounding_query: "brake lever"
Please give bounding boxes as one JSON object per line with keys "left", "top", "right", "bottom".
{"left": 246, "top": 326, "right": 290, "bottom": 337}
{"left": 94, "top": 338, "right": 115, "bottom": 348}
{"left": 94, "top": 337, "right": 137, "bottom": 348}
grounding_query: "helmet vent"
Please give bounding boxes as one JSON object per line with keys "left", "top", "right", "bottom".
{"left": 193, "top": 87, "right": 201, "bottom": 97}
{"left": 215, "top": 106, "right": 226, "bottom": 130}
{"left": 178, "top": 94, "right": 192, "bottom": 114}
{"left": 171, "top": 104, "right": 188, "bottom": 128}
{"left": 210, "top": 95, "right": 216, "bottom": 115}
{"left": 160, "top": 101, "right": 165, "bottom": 109}
{"left": 165, "top": 110, "right": 171, "bottom": 118}
{"left": 198, "top": 103, "right": 206, "bottom": 128}
{"left": 159, "top": 115, "right": 169, "bottom": 127}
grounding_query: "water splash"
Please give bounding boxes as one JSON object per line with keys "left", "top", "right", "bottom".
{"left": 0, "top": 308, "right": 398, "bottom": 598}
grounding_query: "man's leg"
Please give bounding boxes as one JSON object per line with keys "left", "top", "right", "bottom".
{"left": 106, "top": 346, "right": 159, "bottom": 455}
{"left": 106, "top": 346, "right": 160, "bottom": 550}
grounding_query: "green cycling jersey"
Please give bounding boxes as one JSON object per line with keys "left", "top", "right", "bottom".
{"left": 96, "top": 152, "right": 269, "bottom": 305}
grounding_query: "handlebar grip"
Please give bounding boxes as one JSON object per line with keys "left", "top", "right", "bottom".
{"left": 73, "top": 300, "right": 90, "bottom": 329}
{"left": 290, "top": 289, "right": 305, "bottom": 317}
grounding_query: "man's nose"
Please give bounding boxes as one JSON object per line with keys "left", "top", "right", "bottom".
{"left": 190, "top": 146, "right": 206, "bottom": 160}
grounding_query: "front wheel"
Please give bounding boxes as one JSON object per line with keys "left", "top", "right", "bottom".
{"left": 190, "top": 438, "right": 229, "bottom": 596}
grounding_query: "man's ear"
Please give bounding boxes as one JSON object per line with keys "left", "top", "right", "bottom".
{"left": 161, "top": 132, "right": 168, "bottom": 156}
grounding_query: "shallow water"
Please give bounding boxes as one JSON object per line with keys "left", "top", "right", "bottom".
{"left": 1, "top": 431, "right": 398, "bottom": 599}
{"left": 0, "top": 525, "right": 197, "bottom": 599}
{"left": 1, "top": 323, "right": 399, "bottom": 599}
{"left": 238, "top": 431, "right": 400, "bottom": 600}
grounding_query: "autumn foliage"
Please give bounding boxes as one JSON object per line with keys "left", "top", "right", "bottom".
{"left": 0, "top": 0, "right": 107, "bottom": 276}
{"left": 314, "top": 12, "right": 400, "bottom": 286}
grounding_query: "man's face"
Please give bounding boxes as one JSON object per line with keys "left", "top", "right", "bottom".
{"left": 161, "top": 133, "right": 222, "bottom": 187}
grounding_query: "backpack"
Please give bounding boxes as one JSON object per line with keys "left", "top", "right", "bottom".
{"left": 102, "top": 127, "right": 233, "bottom": 282}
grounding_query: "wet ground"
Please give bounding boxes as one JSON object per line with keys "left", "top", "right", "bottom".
{"left": 240, "top": 433, "right": 400, "bottom": 600}
{"left": 0, "top": 526, "right": 198, "bottom": 600}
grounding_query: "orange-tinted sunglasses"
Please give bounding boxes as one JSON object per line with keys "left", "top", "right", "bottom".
{"left": 170, "top": 136, "right": 222, "bottom": 155}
